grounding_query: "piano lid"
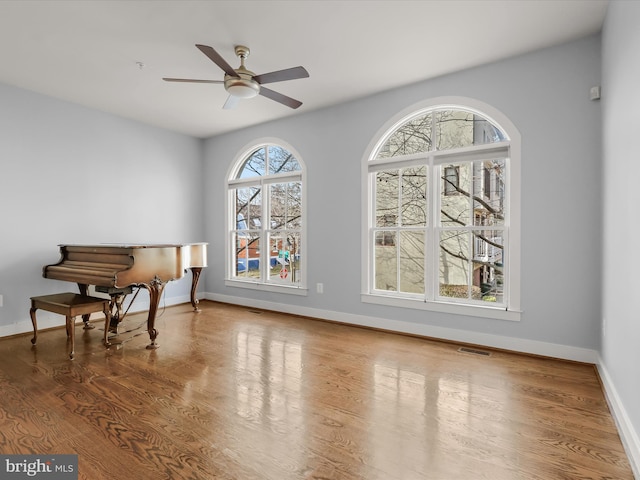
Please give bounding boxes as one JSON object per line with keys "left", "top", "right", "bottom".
{"left": 92, "top": 243, "right": 208, "bottom": 268}
{"left": 61, "top": 243, "right": 185, "bottom": 248}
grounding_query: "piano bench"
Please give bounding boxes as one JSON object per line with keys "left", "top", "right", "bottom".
{"left": 29, "top": 293, "right": 111, "bottom": 360}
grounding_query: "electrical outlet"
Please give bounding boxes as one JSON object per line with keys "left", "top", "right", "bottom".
{"left": 316, "top": 283, "right": 323, "bottom": 294}
{"left": 0, "top": 294, "right": 3, "bottom": 307}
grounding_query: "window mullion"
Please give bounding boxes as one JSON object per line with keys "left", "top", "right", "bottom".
{"left": 469, "top": 163, "right": 475, "bottom": 301}
{"left": 467, "top": 230, "right": 473, "bottom": 300}
{"left": 369, "top": 173, "right": 375, "bottom": 293}
{"left": 396, "top": 168, "right": 402, "bottom": 293}
{"left": 261, "top": 180, "right": 269, "bottom": 282}
{"left": 428, "top": 112, "right": 438, "bottom": 301}
{"left": 426, "top": 155, "right": 437, "bottom": 301}
{"left": 285, "top": 182, "right": 290, "bottom": 230}
{"left": 501, "top": 227, "right": 509, "bottom": 308}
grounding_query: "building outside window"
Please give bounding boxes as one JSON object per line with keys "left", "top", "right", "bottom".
{"left": 443, "top": 165, "right": 460, "bottom": 195}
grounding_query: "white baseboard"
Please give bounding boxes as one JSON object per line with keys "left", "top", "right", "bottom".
{"left": 206, "top": 292, "right": 598, "bottom": 362}
{"left": 596, "top": 359, "right": 640, "bottom": 479}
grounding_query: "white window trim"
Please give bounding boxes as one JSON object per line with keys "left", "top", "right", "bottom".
{"left": 361, "top": 97, "right": 521, "bottom": 320}
{"left": 225, "top": 137, "right": 308, "bottom": 295}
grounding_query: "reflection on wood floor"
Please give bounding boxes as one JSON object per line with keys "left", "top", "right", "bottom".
{"left": 0, "top": 300, "right": 633, "bottom": 479}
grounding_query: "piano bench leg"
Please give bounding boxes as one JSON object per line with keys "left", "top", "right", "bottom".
{"left": 66, "top": 315, "right": 76, "bottom": 360}
{"left": 103, "top": 304, "right": 112, "bottom": 348}
{"left": 29, "top": 307, "right": 38, "bottom": 345}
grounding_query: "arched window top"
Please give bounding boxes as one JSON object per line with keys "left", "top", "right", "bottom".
{"left": 374, "top": 107, "right": 507, "bottom": 160}
{"left": 235, "top": 144, "right": 302, "bottom": 179}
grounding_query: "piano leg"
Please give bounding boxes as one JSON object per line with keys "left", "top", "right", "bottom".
{"left": 76, "top": 283, "right": 95, "bottom": 330}
{"left": 108, "top": 292, "right": 128, "bottom": 333}
{"left": 143, "top": 278, "right": 166, "bottom": 349}
{"left": 189, "top": 267, "right": 203, "bottom": 312}
{"left": 94, "top": 286, "right": 134, "bottom": 333}
{"left": 77, "top": 283, "right": 88, "bottom": 296}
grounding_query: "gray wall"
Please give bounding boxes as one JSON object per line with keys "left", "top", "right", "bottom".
{"left": 602, "top": 0, "right": 640, "bottom": 469}
{"left": 0, "top": 83, "right": 204, "bottom": 333}
{"left": 204, "top": 34, "right": 602, "bottom": 352}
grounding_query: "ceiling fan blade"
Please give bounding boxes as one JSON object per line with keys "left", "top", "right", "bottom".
{"left": 253, "top": 66, "right": 309, "bottom": 85}
{"left": 163, "top": 77, "right": 224, "bottom": 84}
{"left": 195, "top": 44, "right": 239, "bottom": 78}
{"left": 223, "top": 95, "right": 241, "bottom": 110}
{"left": 259, "top": 86, "right": 303, "bottom": 109}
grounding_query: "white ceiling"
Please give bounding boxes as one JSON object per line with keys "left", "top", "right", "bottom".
{"left": 0, "top": 0, "right": 608, "bottom": 139}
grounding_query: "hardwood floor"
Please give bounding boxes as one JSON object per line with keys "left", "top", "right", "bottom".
{"left": 0, "top": 300, "right": 633, "bottom": 479}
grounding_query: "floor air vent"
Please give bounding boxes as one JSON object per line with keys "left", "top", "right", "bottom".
{"left": 458, "top": 347, "right": 491, "bottom": 357}
{"left": 247, "top": 310, "right": 263, "bottom": 315}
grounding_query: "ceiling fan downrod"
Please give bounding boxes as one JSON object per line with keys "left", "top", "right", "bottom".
{"left": 225, "top": 45, "right": 260, "bottom": 98}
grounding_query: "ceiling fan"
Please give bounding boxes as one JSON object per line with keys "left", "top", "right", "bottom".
{"left": 163, "top": 44, "right": 309, "bottom": 110}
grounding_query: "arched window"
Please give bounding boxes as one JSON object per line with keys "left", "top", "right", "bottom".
{"left": 363, "top": 99, "right": 521, "bottom": 320}
{"left": 227, "top": 140, "right": 306, "bottom": 293}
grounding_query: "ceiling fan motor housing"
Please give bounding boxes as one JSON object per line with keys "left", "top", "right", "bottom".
{"left": 225, "top": 71, "right": 260, "bottom": 98}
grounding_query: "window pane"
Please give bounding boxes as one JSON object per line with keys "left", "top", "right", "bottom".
{"left": 236, "top": 187, "right": 262, "bottom": 230}
{"left": 472, "top": 159, "right": 505, "bottom": 227}
{"left": 376, "top": 170, "right": 399, "bottom": 227}
{"left": 238, "top": 148, "right": 266, "bottom": 178}
{"left": 399, "top": 231, "right": 425, "bottom": 294}
{"left": 233, "top": 232, "right": 261, "bottom": 280}
{"left": 435, "top": 110, "right": 505, "bottom": 150}
{"left": 267, "top": 232, "right": 301, "bottom": 285}
{"left": 286, "top": 181, "right": 302, "bottom": 229}
{"left": 268, "top": 146, "right": 301, "bottom": 174}
{"left": 375, "top": 231, "right": 397, "bottom": 291}
{"left": 269, "top": 183, "right": 286, "bottom": 230}
{"left": 443, "top": 166, "right": 459, "bottom": 196}
{"left": 401, "top": 166, "right": 427, "bottom": 227}
{"left": 435, "top": 110, "right": 475, "bottom": 150}
{"left": 473, "top": 116, "right": 507, "bottom": 144}
{"left": 269, "top": 182, "right": 302, "bottom": 230}
{"left": 376, "top": 113, "right": 432, "bottom": 158}
{"left": 375, "top": 230, "right": 396, "bottom": 247}
{"left": 472, "top": 231, "right": 504, "bottom": 304}
{"left": 440, "top": 163, "right": 471, "bottom": 226}
{"left": 439, "top": 230, "right": 471, "bottom": 299}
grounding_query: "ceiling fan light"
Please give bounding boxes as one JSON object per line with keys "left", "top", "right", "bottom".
{"left": 226, "top": 80, "right": 260, "bottom": 99}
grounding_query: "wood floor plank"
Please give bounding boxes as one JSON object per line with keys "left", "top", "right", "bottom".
{"left": 0, "top": 300, "right": 633, "bottom": 479}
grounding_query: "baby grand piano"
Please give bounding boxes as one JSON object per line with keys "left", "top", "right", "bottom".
{"left": 42, "top": 243, "right": 207, "bottom": 350}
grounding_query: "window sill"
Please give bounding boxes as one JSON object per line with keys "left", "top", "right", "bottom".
{"left": 361, "top": 293, "right": 521, "bottom": 322}
{"left": 225, "top": 279, "right": 308, "bottom": 296}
